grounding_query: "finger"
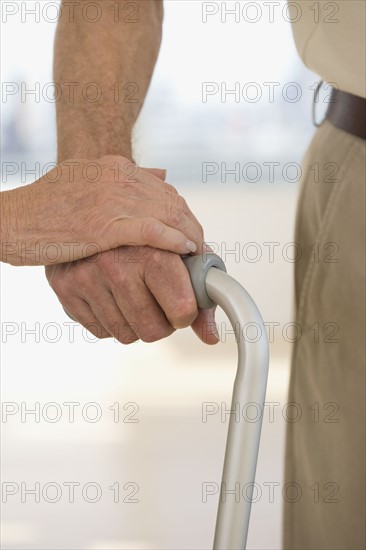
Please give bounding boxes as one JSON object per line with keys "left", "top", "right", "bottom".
{"left": 134, "top": 193, "right": 204, "bottom": 247}
{"left": 173, "top": 195, "right": 204, "bottom": 245}
{"left": 142, "top": 182, "right": 204, "bottom": 249}
{"left": 96, "top": 161, "right": 203, "bottom": 247}
{"left": 144, "top": 252, "right": 198, "bottom": 329}
{"left": 95, "top": 159, "right": 204, "bottom": 251}
{"left": 61, "top": 296, "right": 111, "bottom": 340}
{"left": 113, "top": 192, "right": 204, "bottom": 251}
{"left": 111, "top": 218, "right": 198, "bottom": 255}
{"left": 109, "top": 268, "right": 175, "bottom": 343}
{"left": 87, "top": 288, "right": 139, "bottom": 344}
{"left": 160, "top": 191, "right": 204, "bottom": 252}
{"left": 191, "top": 307, "right": 220, "bottom": 345}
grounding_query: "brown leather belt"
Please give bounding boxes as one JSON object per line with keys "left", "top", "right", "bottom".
{"left": 325, "top": 88, "right": 366, "bottom": 140}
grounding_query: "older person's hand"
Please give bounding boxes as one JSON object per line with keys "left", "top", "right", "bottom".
{"left": 46, "top": 245, "right": 218, "bottom": 345}
{"left": 0, "top": 156, "right": 200, "bottom": 266}
{"left": 44, "top": 165, "right": 218, "bottom": 346}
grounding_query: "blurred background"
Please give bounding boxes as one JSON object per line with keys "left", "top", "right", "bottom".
{"left": 1, "top": 1, "right": 322, "bottom": 548}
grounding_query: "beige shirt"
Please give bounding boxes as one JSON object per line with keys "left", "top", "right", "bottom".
{"left": 290, "top": 0, "right": 366, "bottom": 98}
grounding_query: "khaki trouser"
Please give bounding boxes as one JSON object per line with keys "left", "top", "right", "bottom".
{"left": 283, "top": 120, "right": 366, "bottom": 550}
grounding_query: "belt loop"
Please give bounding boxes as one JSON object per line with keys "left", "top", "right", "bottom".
{"left": 312, "top": 80, "right": 326, "bottom": 128}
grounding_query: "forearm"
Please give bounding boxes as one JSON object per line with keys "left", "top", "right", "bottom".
{"left": 54, "top": 0, "right": 163, "bottom": 162}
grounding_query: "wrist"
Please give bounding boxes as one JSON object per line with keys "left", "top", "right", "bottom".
{"left": 56, "top": 114, "right": 133, "bottom": 162}
{"left": 57, "top": 140, "right": 133, "bottom": 163}
{"left": 0, "top": 190, "right": 17, "bottom": 264}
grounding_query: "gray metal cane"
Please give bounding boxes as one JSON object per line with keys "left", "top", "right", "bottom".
{"left": 183, "top": 254, "right": 269, "bottom": 550}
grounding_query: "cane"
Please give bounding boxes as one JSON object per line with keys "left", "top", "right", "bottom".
{"left": 183, "top": 253, "right": 269, "bottom": 550}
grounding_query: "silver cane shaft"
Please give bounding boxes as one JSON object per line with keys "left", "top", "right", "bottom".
{"left": 206, "top": 268, "right": 269, "bottom": 549}
{"left": 183, "top": 255, "right": 269, "bottom": 550}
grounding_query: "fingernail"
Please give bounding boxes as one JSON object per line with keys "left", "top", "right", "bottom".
{"left": 162, "top": 169, "right": 167, "bottom": 180}
{"left": 186, "top": 240, "right": 197, "bottom": 253}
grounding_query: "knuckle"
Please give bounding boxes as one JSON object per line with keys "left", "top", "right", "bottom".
{"left": 74, "top": 265, "right": 93, "bottom": 288}
{"left": 140, "top": 218, "right": 164, "bottom": 243}
{"left": 84, "top": 322, "right": 108, "bottom": 339}
{"left": 98, "top": 249, "right": 119, "bottom": 272}
{"left": 196, "top": 222, "right": 204, "bottom": 240}
{"left": 148, "top": 247, "right": 169, "bottom": 269}
{"left": 120, "top": 327, "right": 139, "bottom": 344}
{"left": 164, "top": 182, "right": 179, "bottom": 195}
{"left": 140, "top": 325, "right": 174, "bottom": 343}
{"left": 177, "top": 194, "right": 188, "bottom": 211}
{"left": 166, "top": 195, "right": 184, "bottom": 227}
{"left": 107, "top": 321, "right": 138, "bottom": 344}
{"left": 99, "top": 332, "right": 112, "bottom": 340}
{"left": 102, "top": 260, "right": 126, "bottom": 285}
{"left": 170, "top": 297, "right": 198, "bottom": 328}
{"left": 50, "top": 274, "right": 69, "bottom": 298}
{"left": 119, "top": 335, "right": 139, "bottom": 345}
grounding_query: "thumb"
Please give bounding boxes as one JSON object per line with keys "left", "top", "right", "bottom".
{"left": 110, "top": 218, "right": 197, "bottom": 256}
{"left": 191, "top": 307, "right": 219, "bottom": 345}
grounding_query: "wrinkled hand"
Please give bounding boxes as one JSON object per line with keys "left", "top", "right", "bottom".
{"left": 1, "top": 156, "right": 199, "bottom": 266}
{"left": 46, "top": 167, "right": 218, "bottom": 345}
{"left": 46, "top": 246, "right": 218, "bottom": 345}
